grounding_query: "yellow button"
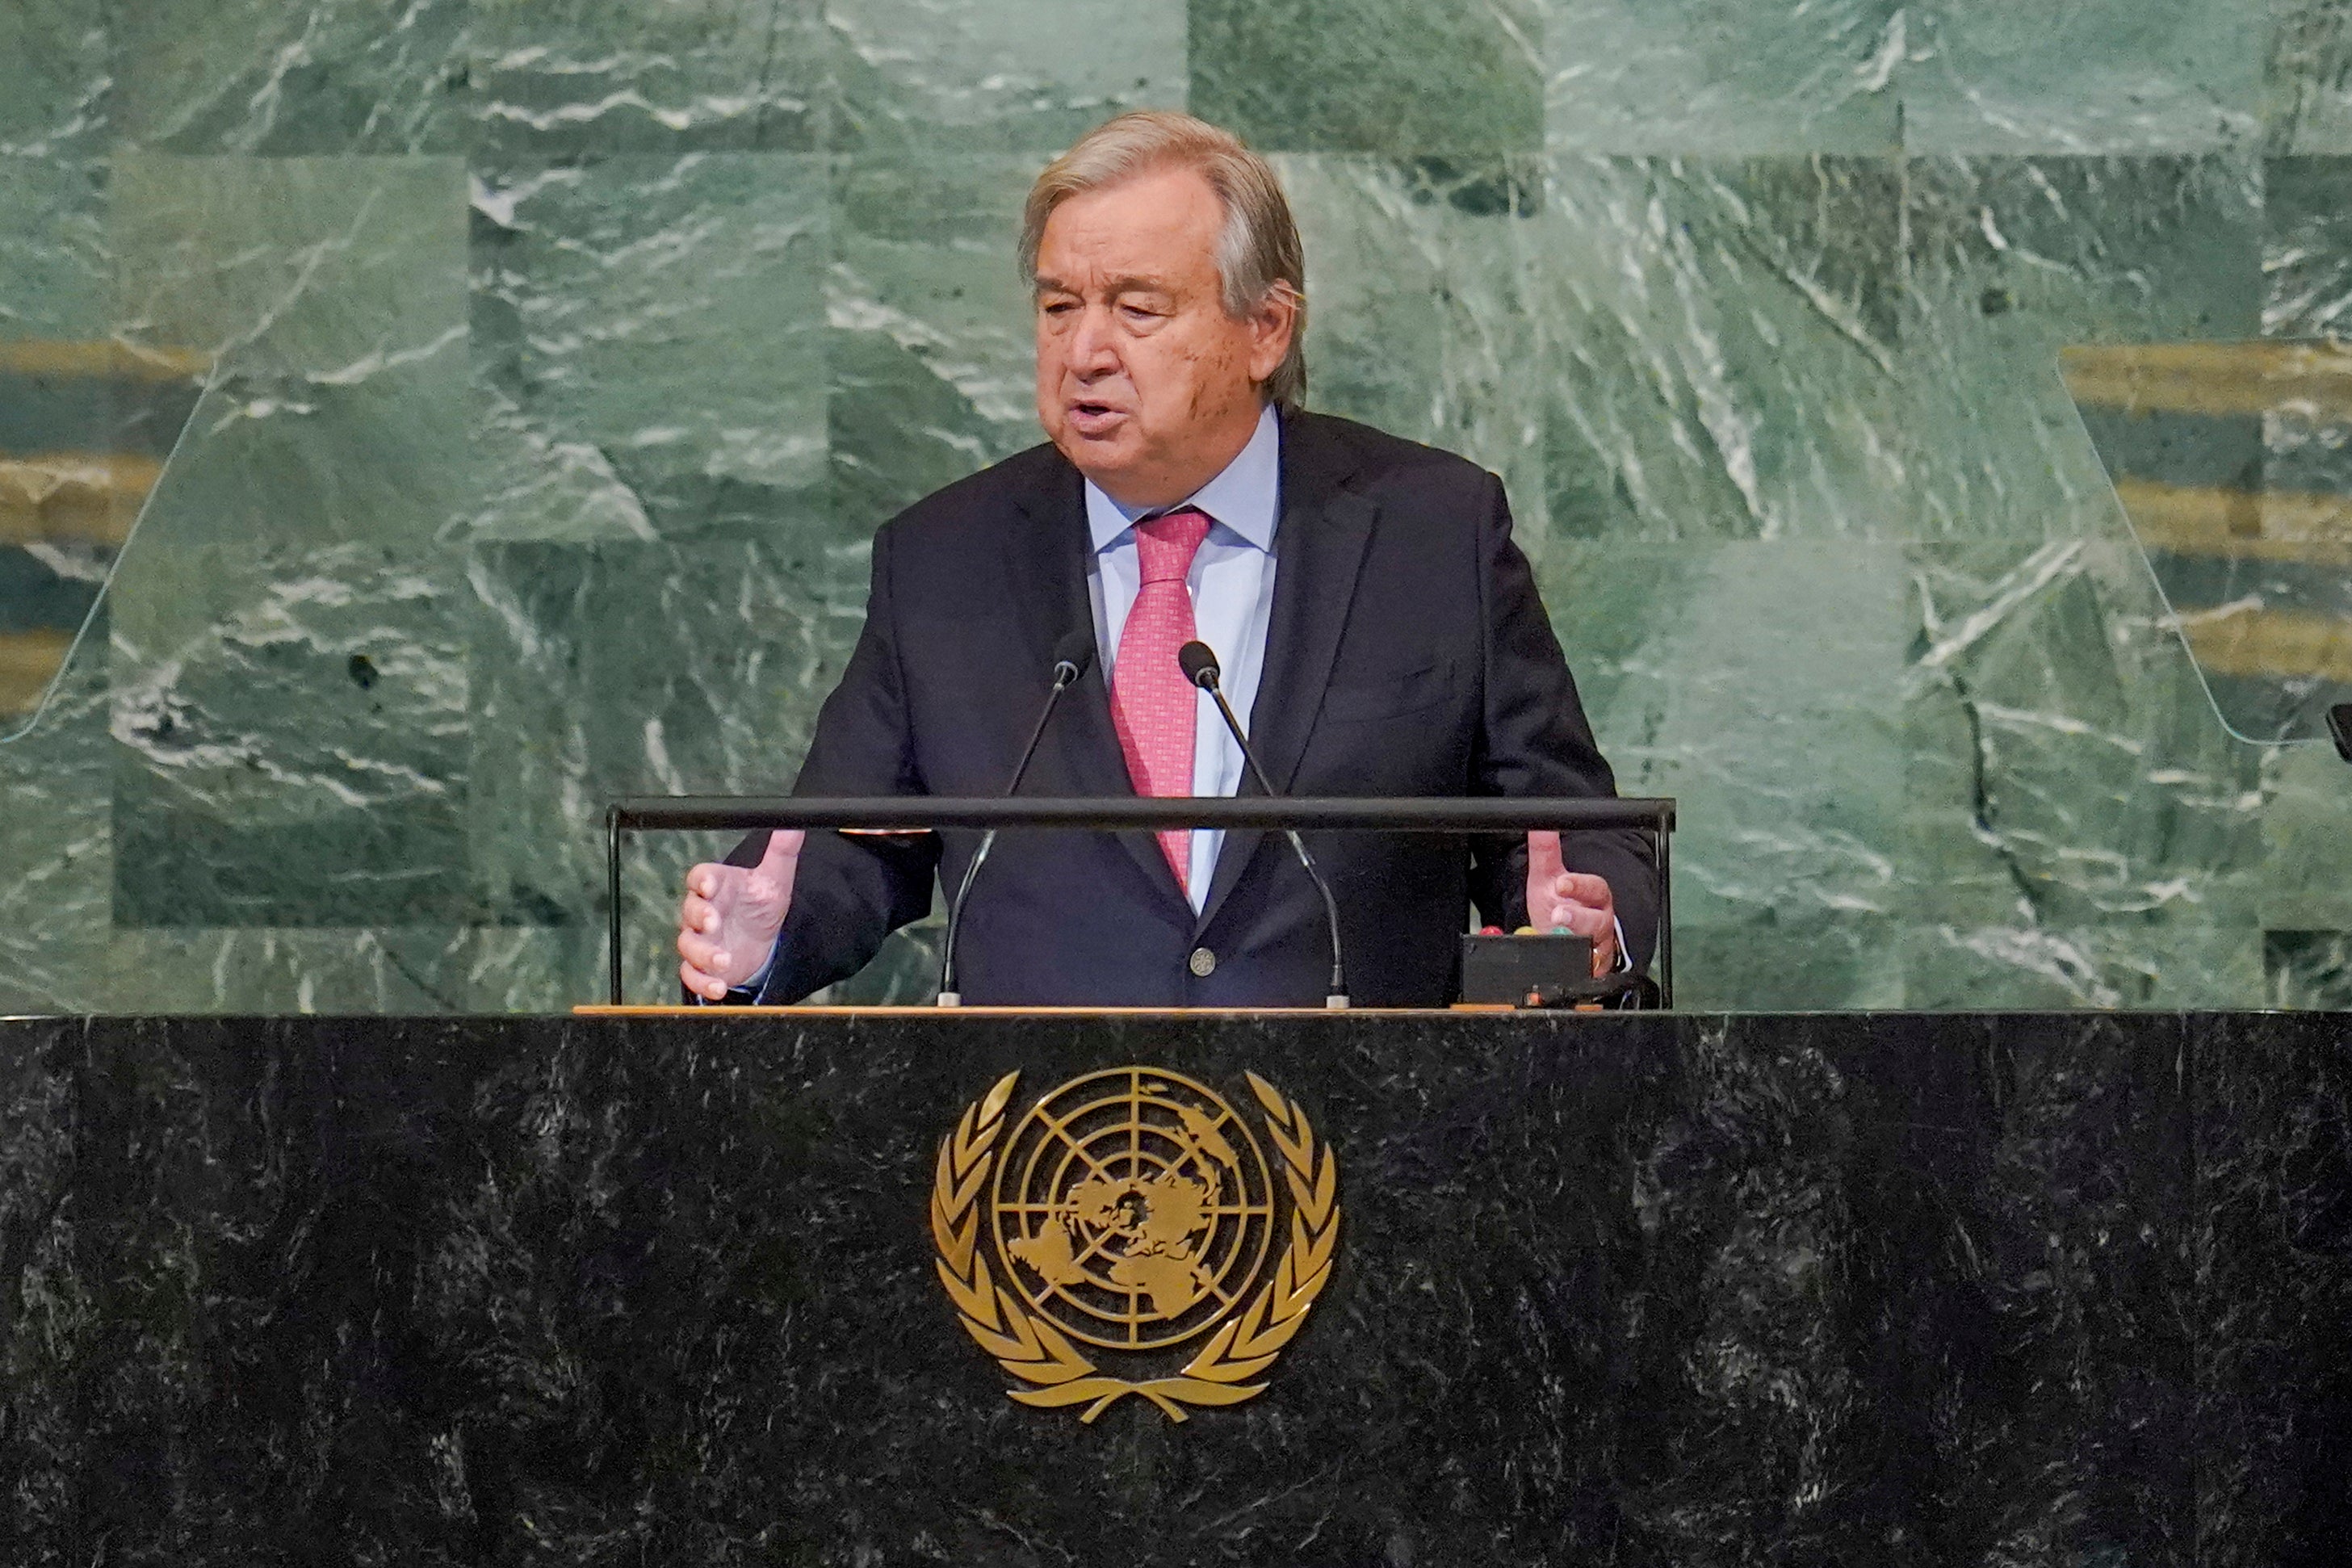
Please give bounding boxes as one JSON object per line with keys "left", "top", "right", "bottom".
{"left": 1188, "top": 946, "right": 1216, "bottom": 978}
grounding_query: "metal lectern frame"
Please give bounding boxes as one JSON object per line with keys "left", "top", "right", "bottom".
{"left": 604, "top": 796, "right": 1678, "bottom": 1008}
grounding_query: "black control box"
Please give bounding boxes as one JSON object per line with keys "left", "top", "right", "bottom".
{"left": 1459, "top": 932, "right": 1604, "bottom": 1006}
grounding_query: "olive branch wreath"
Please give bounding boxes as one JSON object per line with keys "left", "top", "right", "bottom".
{"left": 929, "top": 1070, "right": 1340, "bottom": 1423}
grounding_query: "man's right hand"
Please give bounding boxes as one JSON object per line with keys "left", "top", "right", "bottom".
{"left": 677, "top": 829, "right": 804, "bottom": 1001}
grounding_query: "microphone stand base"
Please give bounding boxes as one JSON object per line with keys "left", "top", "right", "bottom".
{"left": 935, "top": 992, "right": 962, "bottom": 1008}
{"left": 1326, "top": 994, "right": 1350, "bottom": 1011}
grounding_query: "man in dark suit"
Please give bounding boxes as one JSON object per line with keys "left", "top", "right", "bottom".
{"left": 677, "top": 111, "right": 1653, "bottom": 1008}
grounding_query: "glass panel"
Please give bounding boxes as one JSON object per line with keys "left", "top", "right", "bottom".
{"left": 0, "top": 342, "right": 209, "bottom": 743}
{"left": 2061, "top": 339, "right": 2352, "bottom": 747}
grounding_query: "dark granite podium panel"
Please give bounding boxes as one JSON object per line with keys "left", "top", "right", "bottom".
{"left": 2, "top": 1012, "right": 2348, "bottom": 1565}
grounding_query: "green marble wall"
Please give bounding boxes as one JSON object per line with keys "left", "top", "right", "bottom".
{"left": 2, "top": 0, "right": 2350, "bottom": 1012}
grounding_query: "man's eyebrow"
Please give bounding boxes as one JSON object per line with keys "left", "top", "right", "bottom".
{"left": 1030, "top": 274, "right": 1176, "bottom": 298}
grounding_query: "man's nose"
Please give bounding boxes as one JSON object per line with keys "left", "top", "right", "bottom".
{"left": 1067, "top": 304, "right": 1121, "bottom": 375}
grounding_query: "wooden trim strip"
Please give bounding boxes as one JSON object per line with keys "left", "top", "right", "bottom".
{"left": 0, "top": 341, "right": 211, "bottom": 380}
{"left": 2115, "top": 477, "right": 2352, "bottom": 566}
{"left": 2061, "top": 341, "right": 2352, "bottom": 420}
{"left": 2180, "top": 607, "right": 2352, "bottom": 685}
{"left": 0, "top": 628, "right": 74, "bottom": 715}
{"left": 0, "top": 454, "right": 161, "bottom": 547}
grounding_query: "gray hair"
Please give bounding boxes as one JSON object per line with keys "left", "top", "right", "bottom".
{"left": 1020, "top": 111, "right": 1308, "bottom": 411}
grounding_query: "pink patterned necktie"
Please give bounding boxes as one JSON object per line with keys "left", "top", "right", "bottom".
{"left": 1111, "top": 507, "right": 1214, "bottom": 886}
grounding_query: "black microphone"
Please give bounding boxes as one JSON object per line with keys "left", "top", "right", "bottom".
{"left": 937, "top": 631, "right": 1095, "bottom": 1006}
{"left": 1177, "top": 639, "right": 1349, "bottom": 1010}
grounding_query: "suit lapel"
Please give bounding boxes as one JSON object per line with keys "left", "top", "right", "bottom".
{"left": 1005, "top": 453, "right": 1189, "bottom": 909}
{"left": 1197, "top": 413, "right": 1377, "bottom": 932}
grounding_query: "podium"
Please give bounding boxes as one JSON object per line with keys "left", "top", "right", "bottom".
{"left": 5, "top": 1008, "right": 2348, "bottom": 1562}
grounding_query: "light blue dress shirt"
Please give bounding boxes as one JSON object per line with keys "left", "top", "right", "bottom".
{"left": 1084, "top": 404, "right": 1281, "bottom": 912}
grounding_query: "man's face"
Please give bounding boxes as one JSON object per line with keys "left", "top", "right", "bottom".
{"left": 1033, "top": 164, "right": 1293, "bottom": 509}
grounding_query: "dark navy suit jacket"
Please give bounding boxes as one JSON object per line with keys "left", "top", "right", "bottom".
{"left": 727, "top": 409, "right": 1655, "bottom": 1008}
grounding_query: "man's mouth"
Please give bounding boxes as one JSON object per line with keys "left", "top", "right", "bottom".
{"left": 1067, "top": 400, "right": 1126, "bottom": 435}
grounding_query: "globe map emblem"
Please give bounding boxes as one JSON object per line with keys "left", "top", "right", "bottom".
{"left": 990, "top": 1067, "right": 1276, "bottom": 1352}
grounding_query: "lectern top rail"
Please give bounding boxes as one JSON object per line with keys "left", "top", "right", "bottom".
{"left": 610, "top": 794, "right": 1675, "bottom": 833}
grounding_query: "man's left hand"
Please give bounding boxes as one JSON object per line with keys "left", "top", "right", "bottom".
{"left": 1526, "top": 830, "right": 1618, "bottom": 977}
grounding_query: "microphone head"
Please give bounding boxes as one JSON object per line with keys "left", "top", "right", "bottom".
{"left": 1050, "top": 630, "right": 1095, "bottom": 686}
{"left": 1177, "top": 639, "right": 1220, "bottom": 690}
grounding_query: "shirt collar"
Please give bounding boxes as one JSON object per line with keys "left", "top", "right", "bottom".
{"left": 1083, "top": 403, "right": 1281, "bottom": 555}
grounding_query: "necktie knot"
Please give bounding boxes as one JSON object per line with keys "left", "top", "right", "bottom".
{"left": 1136, "top": 508, "right": 1212, "bottom": 585}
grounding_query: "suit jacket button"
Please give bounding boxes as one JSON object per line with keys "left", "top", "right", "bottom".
{"left": 1188, "top": 946, "right": 1216, "bottom": 978}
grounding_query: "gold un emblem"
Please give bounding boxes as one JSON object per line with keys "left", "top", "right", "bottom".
{"left": 930, "top": 1067, "right": 1340, "bottom": 1423}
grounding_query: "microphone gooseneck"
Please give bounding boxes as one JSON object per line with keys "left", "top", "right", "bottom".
{"left": 1177, "top": 639, "right": 1351, "bottom": 1010}
{"left": 937, "top": 631, "right": 1095, "bottom": 1005}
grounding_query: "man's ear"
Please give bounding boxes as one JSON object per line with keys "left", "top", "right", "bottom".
{"left": 1246, "top": 283, "right": 1299, "bottom": 384}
